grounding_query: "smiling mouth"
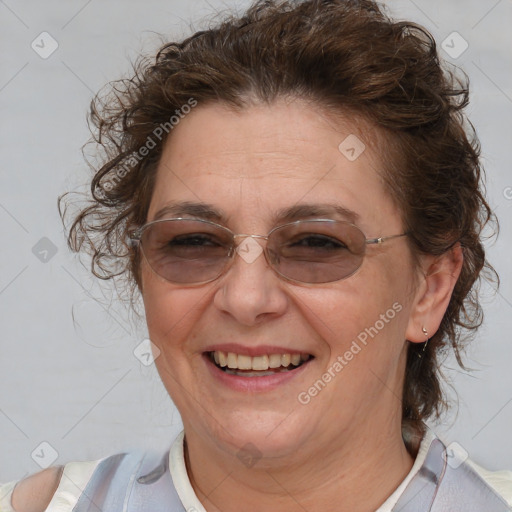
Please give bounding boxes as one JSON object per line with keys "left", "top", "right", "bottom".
{"left": 206, "top": 351, "right": 313, "bottom": 377}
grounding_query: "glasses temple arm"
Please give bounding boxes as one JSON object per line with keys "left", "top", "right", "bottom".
{"left": 365, "top": 232, "right": 409, "bottom": 245}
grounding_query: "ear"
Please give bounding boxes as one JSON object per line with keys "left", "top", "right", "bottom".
{"left": 405, "top": 243, "right": 464, "bottom": 343}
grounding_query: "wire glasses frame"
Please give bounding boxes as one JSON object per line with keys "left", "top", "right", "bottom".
{"left": 129, "top": 217, "right": 408, "bottom": 285}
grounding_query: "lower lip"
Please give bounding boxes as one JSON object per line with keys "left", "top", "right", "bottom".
{"left": 203, "top": 354, "right": 311, "bottom": 392}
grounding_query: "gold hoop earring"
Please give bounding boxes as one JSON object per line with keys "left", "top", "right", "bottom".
{"left": 419, "top": 326, "right": 429, "bottom": 359}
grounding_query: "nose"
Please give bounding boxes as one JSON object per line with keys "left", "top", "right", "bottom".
{"left": 213, "top": 236, "right": 288, "bottom": 326}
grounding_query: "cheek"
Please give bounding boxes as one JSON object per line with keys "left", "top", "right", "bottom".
{"left": 303, "top": 289, "right": 403, "bottom": 352}
{"left": 297, "top": 258, "right": 413, "bottom": 365}
{"left": 141, "top": 266, "right": 203, "bottom": 352}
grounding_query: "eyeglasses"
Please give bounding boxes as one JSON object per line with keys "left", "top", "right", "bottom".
{"left": 129, "top": 217, "right": 408, "bottom": 285}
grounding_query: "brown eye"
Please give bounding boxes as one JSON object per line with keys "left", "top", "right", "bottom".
{"left": 169, "top": 234, "right": 222, "bottom": 247}
{"left": 287, "top": 234, "right": 347, "bottom": 250}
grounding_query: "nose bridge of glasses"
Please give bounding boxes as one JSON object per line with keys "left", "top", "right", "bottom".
{"left": 231, "top": 233, "right": 271, "bottom": 267}
{"left": 233, "top": 233, "right": 269, "bottom": 241}
{"left": 232, "top": 234, "right": 268, "bottom": 255}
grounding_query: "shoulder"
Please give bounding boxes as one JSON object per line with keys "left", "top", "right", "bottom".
{"left": 1, "top": 457, "right": 102, "bottom": 512}
{"left": 9, "top": 466, "right": 63, "bottom": 512}
{"left": 0, "top": 446, "right": 169, "bottom": 512}
{"left": 421, "top": 431, "right": 512, "bottom": 506}
{"left": 467, "top": 459, "right": 512, "bottom": 507}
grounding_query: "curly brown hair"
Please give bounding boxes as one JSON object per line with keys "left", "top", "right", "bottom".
{"left": 59, "top": 0, "right": 497, "bottom": 448}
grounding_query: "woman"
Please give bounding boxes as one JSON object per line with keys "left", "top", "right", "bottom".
{"left": 1, "top": 0, "right": 511, "bottom": 510}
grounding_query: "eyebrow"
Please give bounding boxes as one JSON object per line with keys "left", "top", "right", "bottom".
{"left": 151, "top": 201, "right": 360, "bottom": 225}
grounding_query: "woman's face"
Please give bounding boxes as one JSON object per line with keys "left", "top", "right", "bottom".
{"left": 141, "top": 99, "right": 422, "bottom": 461}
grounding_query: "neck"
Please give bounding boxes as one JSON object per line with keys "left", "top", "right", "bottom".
{"left": 183, "top": 418, "right": 414, "bottom": 512}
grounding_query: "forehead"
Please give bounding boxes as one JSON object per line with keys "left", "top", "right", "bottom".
{"left": 148, "top": 99, "right": 401, "bottom": 232}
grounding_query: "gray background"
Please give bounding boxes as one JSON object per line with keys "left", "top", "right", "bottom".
{"left": 0, "top": 0, "right": 511, "bottom": 482}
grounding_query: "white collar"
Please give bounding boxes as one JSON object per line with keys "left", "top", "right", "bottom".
{"left": 169, "top": 431, "right": 208, "bottom": 512}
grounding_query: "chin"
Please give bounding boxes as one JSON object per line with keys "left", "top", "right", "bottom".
{"left": 208, "top": 409, "right": 313, "bottom": 463}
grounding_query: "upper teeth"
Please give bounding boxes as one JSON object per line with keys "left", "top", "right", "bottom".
{"left": 212, "top": 351, "right": 310, "bottom": 371}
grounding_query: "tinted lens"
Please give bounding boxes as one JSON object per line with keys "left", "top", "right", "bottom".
{"left": 269, "top": 220, "right": 366, "bottom": 283}
{"left": 138, "top": 219, "right": 367, "bottom": 284}
{"left": 140, "top": 219, "right": 233, "bottom": 283}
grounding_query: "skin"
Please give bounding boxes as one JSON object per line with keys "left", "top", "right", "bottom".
{"left": 11, "top": 467, "right": 62, "bottom": 512}
{"left": 139, "top": 98, "right": 463, "bottom": 512}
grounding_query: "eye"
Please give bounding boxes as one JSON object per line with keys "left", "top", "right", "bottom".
{"left": 169, "top": 234, "right": 222, "bottom": 247}
{"left": 289, "top": 234, "right": 348, "bottom": 250}
{"left": 156, "top": 232, "right": 230, "bottom": 261}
